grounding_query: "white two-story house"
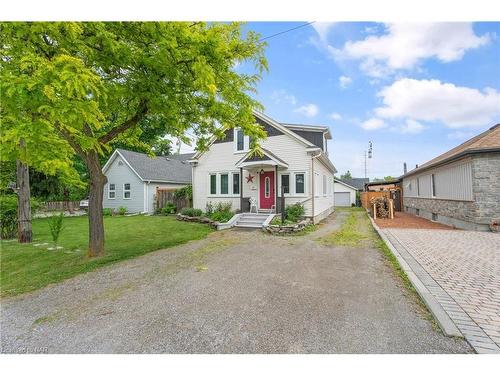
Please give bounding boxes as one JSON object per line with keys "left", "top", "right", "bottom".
{"left": 189, "top": 111, "right": 337, "bottom": 226}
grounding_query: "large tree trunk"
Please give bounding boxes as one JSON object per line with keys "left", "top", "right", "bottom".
{"left": 85, "top": 151, "right": 107, "bottom": 257}
{"left": 16, "top": 159, "right": 32, "bottom": 243}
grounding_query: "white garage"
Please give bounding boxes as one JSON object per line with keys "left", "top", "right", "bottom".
{"left": 334, "top": 179, "right": 357, "bottom": 207}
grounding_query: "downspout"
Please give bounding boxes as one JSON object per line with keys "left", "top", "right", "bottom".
{"left": 311, "top": 152, "right": 321, "bottom": 222}
{"left": 146, "top": 181, "right": 150, "bottom": 213}
{"left": 240, "top": 167, "right": 243, "bottom": 212}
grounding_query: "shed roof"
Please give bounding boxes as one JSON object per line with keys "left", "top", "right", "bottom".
{"left": 108, "top": 149, "right": 194, "bottom": 183}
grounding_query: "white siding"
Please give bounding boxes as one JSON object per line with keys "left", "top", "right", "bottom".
{"left": 403, "top": 159, "right": 473, "bottom": 201}
{"left": 103, "top": 154, "right": 145, "bottom": 213}
{"left": 334, "top": 181, "right": 356, "bottom": 206}
{"left": 312, "top": 157, "right": 335, "bottom": 216}
{"left": 193, "top": 134, "right": 316, "bottom": 215}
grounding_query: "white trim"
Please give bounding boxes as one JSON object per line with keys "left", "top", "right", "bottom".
{"left": 191, "top": 110, "right": 317, "bottom": 160}
{"left": 278, "top": 172, "right": 291, "bottom": 197}
{"left": 334, "top": 178, "right": 358, "bottom": 191}
{"left": 107, "top": 183, "right": 116, "bottom": 199}
{"left": 294, "top": 172, "right": 306, "bottom": 196}
{"left": 233, "top": 128, "right": 250, "bottom": 153}
{"left": 102, "top": 150, "right": 144, "bottom": 182}
{"left": 323, "top": 174, "right": 327, "bottom": 197}
{"left": 123, "top": 183, "right": 131, "bottom": 200}
{"left": 208, "top": 171, "right": 241, "bottom": 197}
{"left": 235, "top": 148, "right": 289, "bottom": 169}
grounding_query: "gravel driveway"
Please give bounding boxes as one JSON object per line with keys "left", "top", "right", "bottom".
{"left": 1, "top": 210, "right": 471, "bottom": 353}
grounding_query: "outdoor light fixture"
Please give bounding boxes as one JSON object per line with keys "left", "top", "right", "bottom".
{"left": 260, "top": 168, "right": 265, "bottom": 175}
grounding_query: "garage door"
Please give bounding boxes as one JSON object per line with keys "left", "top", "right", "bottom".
{"left": 334, "top": 192, "right": 351, "bottom": 207}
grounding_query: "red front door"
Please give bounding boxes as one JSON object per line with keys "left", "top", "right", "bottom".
{"left": 259, "top": 171, "right": 275, "bottom": 209}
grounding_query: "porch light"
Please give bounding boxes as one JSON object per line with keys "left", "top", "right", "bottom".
{"left": 259, "top": 168, "right": 265, "bottom": 175}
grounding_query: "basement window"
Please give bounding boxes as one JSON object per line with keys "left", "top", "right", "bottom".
{"left": 432, "top": 213, "right": 438, "bottom": 221}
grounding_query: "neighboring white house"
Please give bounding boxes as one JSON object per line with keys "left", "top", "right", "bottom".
{"left": 334, "top": 179, "right": 357, "bottom": 207}
{"left": 189, "top": 110, "right": 337, "bottom": 225}
{"left": 102, "top": 149, "right": 193, "bottom": 213}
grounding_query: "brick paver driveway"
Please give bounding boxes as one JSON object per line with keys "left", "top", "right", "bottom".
{"left": 383, "top": 228, "right": 500, "bottom": 353}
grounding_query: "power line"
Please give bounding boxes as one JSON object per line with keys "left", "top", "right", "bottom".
{"left": 259, "top": 21, "right": 316, "bottom": 42}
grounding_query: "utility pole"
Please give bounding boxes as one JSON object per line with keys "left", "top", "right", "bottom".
{"left": 364, "top": 141, "right": 373, "bottom": 179}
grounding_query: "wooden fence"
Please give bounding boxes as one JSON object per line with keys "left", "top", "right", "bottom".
{"left": 44, "top": 201, "right": 81, "bottom": 211}
{"left": 155, "top": 188, "right": 191, "bottom": 212}
{"left": 360, "top": 191, "right": 390, "bottom": 210}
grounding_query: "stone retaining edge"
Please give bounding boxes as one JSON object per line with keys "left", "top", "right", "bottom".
{"left": 368, "top": 214, "right": 463, "bottom": 338}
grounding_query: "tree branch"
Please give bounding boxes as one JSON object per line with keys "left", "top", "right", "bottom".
{"left": 98, "top": 101, "right": 148, "bottom": 144}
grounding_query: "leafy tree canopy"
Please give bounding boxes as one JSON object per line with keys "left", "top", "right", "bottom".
{"left": 1, "top": 22, "right": 268, "bottom": 161}
{"left": 340, "top": 170, "right": 353, "bottom": 180}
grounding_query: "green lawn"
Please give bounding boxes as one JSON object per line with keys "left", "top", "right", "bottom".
{"left": 1, "top": 215, "right": 213, "bottom": 297}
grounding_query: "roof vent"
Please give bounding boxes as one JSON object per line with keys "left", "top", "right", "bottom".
{"left": 118, "top": 161, "right": 123, "bottom": 166}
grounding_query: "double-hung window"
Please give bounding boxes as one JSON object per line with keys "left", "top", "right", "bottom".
{"left": 210, "top": 174, "right": 217, "bottom": 195}
{"left": 220, "top": 174, "right": 229, "bottom": 195}
{"left": 281, "top": 174, "right": 290, "bottom": 194}
{"left": 123, "top": 183, "right": 131, "bottom": 199}
{"left": 236, "top": 129, "right": 244, "bottom": 151}
{"left": 108, "top": 184, "right": 116, "bottom": 199}
{"left": 295, "top": 173, "right": 305, "bottom": 194}
{"left": 233, "top": 173, "right": 240, "bottom": 195}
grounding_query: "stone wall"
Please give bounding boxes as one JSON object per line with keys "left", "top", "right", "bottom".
{"left": 472, "top": 153, "right": 500, "bottom": 226}
{"left": 403, "top": 152, "right": 500, "bottom": 231}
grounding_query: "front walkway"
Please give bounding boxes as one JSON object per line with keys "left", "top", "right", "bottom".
{"left": 383, "top": 228, "right": 500, "bottom": 353}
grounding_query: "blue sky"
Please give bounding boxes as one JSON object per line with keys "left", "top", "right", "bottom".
{"left": 234, "top": 22, "right": 500, "bottom": 179}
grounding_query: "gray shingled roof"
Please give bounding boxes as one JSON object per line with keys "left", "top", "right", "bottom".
{"left": 339, "top": 178, "right": 369, "bottom": 191}
{"left": 116, "top": 149, "right": 194, "bottom": 183}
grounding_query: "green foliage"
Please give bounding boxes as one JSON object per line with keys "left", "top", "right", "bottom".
{"left": 48, "top": 213, "right": 64, "bottom": 246}
{"left": 209, "top": 202, "right": 233, "bottom": 223}
{"left": 161, "top": 202, "right": 176, "bottom": 215}
{"left": 321, "top": 210, "right": 366, "bottom": 247}
{"left": 174, "top": 185, "right": 192, "bottom": 201}
{"left": 205, "top": 202, "right": 214, "bottom": 216}
{"left": 181, "top": 207, "right": 203, "bottom": 217}
{"left": 285, "top": 203, "right": 305, "bottom": 223}
{"left": 1, "top": 22, "right": 268, "bottom": 161}
{"left": 0, "top": 195, "right": 41, "bottom": 239}
{"left": 1, "top": 22, "right": 268, "bottom": 254}
{"left": 0, "top": 195, "right": 18, "bottom": 239}
{"left": 152, "top": 139, "right": 172, "bottom": 156}
{"left": 0, "top": 161, "right": 16, "bottom": 195}
{"left": 340, "top": 170, "right": 352, "bottom": 180}
{"left": 1, "top": 215, "right": 213, "bottom": 296}
{"left": 118, "top": 206, "right": 127, "bottom": 216}
{"left": 103, "top": 208, "right": 114, "bottom": 216}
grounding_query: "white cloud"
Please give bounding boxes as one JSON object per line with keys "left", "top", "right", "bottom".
{"left": 339, "top": 75, "right": 352, "bottom": 88}
{"left": 361, "top": 118, "right": 387, "bottom": 131}
{"left": 375, "top": 78, "right": 500, "bottom": 128}
{"left": 447, "top": 130, "right": 476, "bottom": 140}
{"left": 397, "top": 119, "right": 426, "bottom": 134}
{"left": 329, "top": 112, "right": 342, "bottom": 121}
{"left": 294, "top": 103, "right": 319, "bottom": 118}
{"left": 332, "top": 23, "right": 489, "bottom": 77}
{"left": 312, "top": 22, "right": 335, "bottom": 42}
{"left": 271, "top": 89, "right": 297, "bottom": 105}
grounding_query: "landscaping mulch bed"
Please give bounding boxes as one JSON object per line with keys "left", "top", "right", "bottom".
{"left": 375, "top": 211, "right": 455, "bottom": 230}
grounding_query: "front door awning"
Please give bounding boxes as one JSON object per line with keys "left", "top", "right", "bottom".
{"left": 235, "top": 148, "right": 288, "bottom": 169}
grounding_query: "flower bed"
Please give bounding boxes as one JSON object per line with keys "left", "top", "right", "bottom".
{"left": 264, "top": 218, "right": 312, "bottom": 235}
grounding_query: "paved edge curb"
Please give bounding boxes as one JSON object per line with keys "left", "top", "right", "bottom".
{"left": 367, "top": 215, "right": 463, "bottom": 339}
